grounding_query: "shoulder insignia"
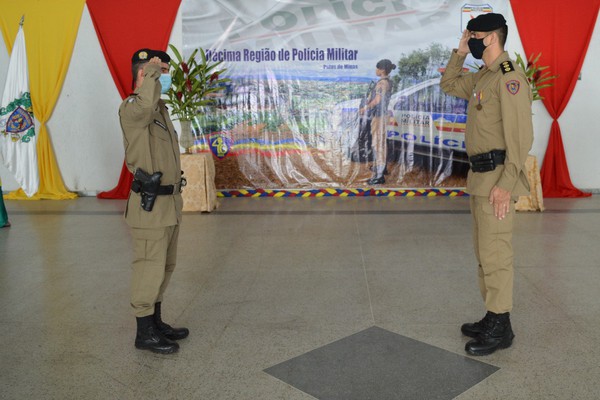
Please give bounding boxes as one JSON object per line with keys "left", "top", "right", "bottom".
{"left": 500, "top": 60, "right": 515, "bottom": 74}
{"left": 506, "top": 80, "right": 520, "bottom": 95}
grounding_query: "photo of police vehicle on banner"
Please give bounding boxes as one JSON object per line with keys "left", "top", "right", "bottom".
{"left": 181, "top": 1, "right": 510, "bottom": 190}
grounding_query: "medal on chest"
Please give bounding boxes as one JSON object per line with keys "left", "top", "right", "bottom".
{"left": 474, "top": 91, "right": 483, "bottom": 110}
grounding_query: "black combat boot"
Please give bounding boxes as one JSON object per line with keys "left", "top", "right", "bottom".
{"left": 465, "top": 312, "right": 515, "bottom": 356}
{"left": 135, "top": 315, "right": 179, "bottom": 354}
{"left": 154, "top": 302, "right": 189, "bottom": 340}
{"left": 367, "top": 176, "right": 385, "bottom": 185}
{"left": 461, "top": 311, "right": 493, "bottom": 338}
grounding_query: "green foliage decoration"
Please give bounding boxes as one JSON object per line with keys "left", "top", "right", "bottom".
{"left": 163, "top": 44, "right": 230, "bottom": 121}
{"left": 514, "top": 52, "right": 557, "bottom": 101}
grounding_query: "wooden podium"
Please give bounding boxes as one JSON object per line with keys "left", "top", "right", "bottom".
{"left": 516, "top": 155, "right": 544, "bottom": 212}
{"left": 180, "top": 153, "right": 218, "bottom": 212}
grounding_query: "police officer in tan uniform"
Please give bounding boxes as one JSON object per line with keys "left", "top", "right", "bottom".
{"left": 360, "top": 59, "right": 395, "bottom": 185}
{"left": 120, "top": 49, "right": 188, "bottom": 354}
{"left": 440, "top": 13, "right": 533, "bottom": 356}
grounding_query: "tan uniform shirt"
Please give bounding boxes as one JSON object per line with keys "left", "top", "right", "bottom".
{"left": 119, "top": 63, "right": 183, "bottom": 228}
{"left": 370, "top": 78, "right": 392, "bottom": 117}
{"left": 440, "top": 50, "right": 533, "bottom": 197}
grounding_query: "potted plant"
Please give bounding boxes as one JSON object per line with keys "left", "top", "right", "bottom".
{"left": 164, "top": 44, "right": 230, "bottom": 152}
{"left": 514, "top": 52, "right": 557, "bottom": 101}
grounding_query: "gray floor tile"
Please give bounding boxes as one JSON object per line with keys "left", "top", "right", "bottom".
{"left": 265, "top": 326, "right": 498, "bottom": 400}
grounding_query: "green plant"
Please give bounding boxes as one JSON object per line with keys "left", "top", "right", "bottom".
{"left": 514, "top": 52, "right": 557, "bottom": 101}
{"left": 164, "top": 44, "right": 230, "bottom": 121}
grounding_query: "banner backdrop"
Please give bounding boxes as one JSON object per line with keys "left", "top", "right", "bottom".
{"left": 183, "top": 0, "right": 508, "bottom": 190}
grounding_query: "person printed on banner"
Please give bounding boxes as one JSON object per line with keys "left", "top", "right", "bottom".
{"left": 359, "top": 59, "right": 395, "bottom": 185}
{"left": 440, "top": 13, "right": 533, "bottom": 356}
{"left": 120, "top": 48, "right": 188, "bottom": 354}
{"left": 0, "top": 178, "right": 10, "bottom": 228}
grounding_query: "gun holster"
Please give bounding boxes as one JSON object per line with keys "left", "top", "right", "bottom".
{"left": 469, "top": 150, "right": 506, "bottom": 173}
{"left": 132, "top": 168, "right": 163, "bottom": 212}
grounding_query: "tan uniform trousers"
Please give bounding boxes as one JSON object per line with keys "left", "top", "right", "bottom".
{"left": 130, "top": 225, "right": 179, "bottom": 317}
{"left": 470, "top": 195, "right": 514, "bottom": 314}
{"left": 370, "top": 116, "right": 387, "bottom": 174}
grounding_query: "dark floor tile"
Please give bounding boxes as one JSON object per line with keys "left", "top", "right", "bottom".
{"left": 265, "top": 326, "right": 498, "bottom": 400}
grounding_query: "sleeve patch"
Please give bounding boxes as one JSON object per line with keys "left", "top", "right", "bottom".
{"left": 506, "top": 80, "right": 520, "bottom": 95}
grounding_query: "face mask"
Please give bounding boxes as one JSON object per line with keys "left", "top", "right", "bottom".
{"left": 468, "top": 35, "right": 490, "bottom": 60}
{"left": 159, "top": 73, "right": 172, "bottom": 94}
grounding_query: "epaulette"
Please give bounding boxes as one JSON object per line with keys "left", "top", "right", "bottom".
{"left": 500, "top": 60, "right": 515, "bottom": 75}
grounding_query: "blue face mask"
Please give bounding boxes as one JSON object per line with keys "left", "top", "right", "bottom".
{"left": 159, "top": 73, "right": 172, "bottom": 94}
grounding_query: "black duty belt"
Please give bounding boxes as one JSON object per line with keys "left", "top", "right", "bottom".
{"left": 469, "top": 150, "right": 506, "bottom": 172}
{"left": 131, "top": 179, "right": 186, "bottom": 195}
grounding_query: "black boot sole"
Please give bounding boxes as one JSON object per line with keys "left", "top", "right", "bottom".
{"left": 135, "top": 342, "right": 179, "bottom": 354}
{"left": 465, "top": 334, "right": 515, "bottom": 356}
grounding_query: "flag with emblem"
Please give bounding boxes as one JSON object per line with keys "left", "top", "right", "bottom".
{"left": 0, "top": 20, "right": 39, "bottom": 197}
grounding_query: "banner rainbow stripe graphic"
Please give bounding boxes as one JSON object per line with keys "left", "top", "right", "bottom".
{"left": 217, "top": 189, "right": 468, "bottom": 197}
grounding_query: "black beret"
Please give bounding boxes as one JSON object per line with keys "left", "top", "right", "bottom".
{"left": 131, "top": 48, "right": 171, "bottom": 64}
{"left": 467, "top": 13, "right": 507, "bottom": 32}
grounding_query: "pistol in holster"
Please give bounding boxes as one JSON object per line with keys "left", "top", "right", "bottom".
{"left": 131, "top": 168, "right": 163, "bottom": 212}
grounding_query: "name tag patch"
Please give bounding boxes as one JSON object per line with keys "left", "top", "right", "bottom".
{"left": 154, "top": 119, "right": 167, "bottom": 130}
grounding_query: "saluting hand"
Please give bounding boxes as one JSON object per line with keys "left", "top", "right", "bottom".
{"left": 457, "top": 30, "right": 470, "bottom": 57}
{"left": 143, "top": 56, "right": 163, "bottom": 72}
{"left": 489, "top": 185, "right": 511, "bottom": 220}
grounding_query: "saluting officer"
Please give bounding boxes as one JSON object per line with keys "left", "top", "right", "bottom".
{"left": 440, "top": 13, "right": 533, "bottom": 356}
{"left": 120, "top": 49, "right": 188, "bottom": 354}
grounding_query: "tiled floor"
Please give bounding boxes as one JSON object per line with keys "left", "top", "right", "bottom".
{"left": 1, "top": 195, "right": 599, "bottom": 399}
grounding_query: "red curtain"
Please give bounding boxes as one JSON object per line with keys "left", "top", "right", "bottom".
{"left": 511, "top": 0, "right": 599, "bottom": 197}
{"left": 87, "top": 0, "right": 181, "bottom": 199}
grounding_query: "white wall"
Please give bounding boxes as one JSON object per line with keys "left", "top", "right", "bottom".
{"left": 0, "top": 4, "right": 598, "bottom": 193}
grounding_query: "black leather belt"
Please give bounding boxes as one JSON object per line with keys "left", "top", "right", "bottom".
{"left": 131, "top": 179, "right": 186, "bottom": 195}
{"left": 469, "top": 150, "right": 506, "bottom": 172}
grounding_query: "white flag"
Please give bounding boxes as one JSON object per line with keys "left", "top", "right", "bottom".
{"left": 0, "top": 24, "right": 39, "bottom": 197}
